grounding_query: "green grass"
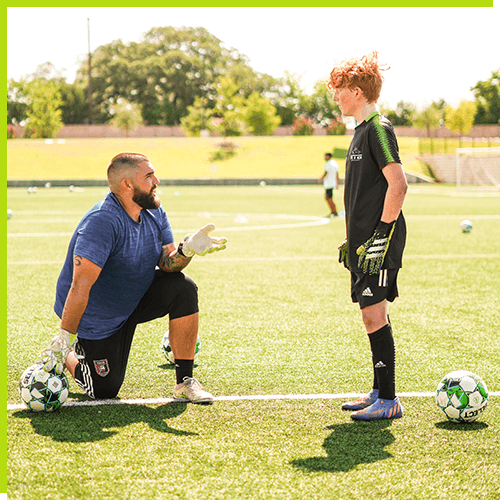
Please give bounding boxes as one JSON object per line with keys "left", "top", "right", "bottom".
{"left": 7, "top": 135, "right": 425, "bottom": 181}
{"left": 6, "top": 184, "right": 500, "bottom": 499}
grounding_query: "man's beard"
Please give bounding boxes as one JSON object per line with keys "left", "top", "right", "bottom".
{"left": 132, "top": 186, "right": 160, "bottom": 209}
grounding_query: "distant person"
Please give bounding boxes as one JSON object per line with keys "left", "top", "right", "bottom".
{"left": 318, "top": 152, "right": 340, "bottom": 217}
{"left": 328, "top": 52, "right": 408, "bottom": 420}
{"left": 39, "top": 152, "right": 227, "bottom": 403}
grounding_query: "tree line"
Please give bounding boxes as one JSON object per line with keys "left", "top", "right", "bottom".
{"left": 7, "top": 26, "right": 500, "bottom": 139}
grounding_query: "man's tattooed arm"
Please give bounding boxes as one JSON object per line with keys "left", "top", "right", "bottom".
{"left": 158, "top": 243, "right": 192, "bottom": 272}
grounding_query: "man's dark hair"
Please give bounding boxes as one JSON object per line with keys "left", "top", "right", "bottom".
{"left": 107, "top": 152, "right": 149, "bottom": 191}
{"left": 107, "top": 152, "right": 148, "bottom": 177}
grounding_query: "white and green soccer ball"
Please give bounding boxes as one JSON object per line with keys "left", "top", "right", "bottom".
{"left": 460, "top": 220, "right": 473, "bottom": 233}
{"left": 160, "top": 331, "right": 200, "bottom": 365}
{"left": 19, "top": 363, "right": 69, "bottom": 412}
{"left": 436, "top": 370, "right": 488, "bottom": 423}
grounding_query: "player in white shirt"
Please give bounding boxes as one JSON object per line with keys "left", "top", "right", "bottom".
{"left": 318, "top": 152, "right": 340, "bottom": 217}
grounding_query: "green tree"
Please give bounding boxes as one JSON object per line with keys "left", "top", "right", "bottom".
{"left": 109, "top": 99, "right": 143, "bottom": 137}
{"left": 180, "top": 96, "right": 213, "bottom": 137}
{"left": 76, "top": 26, "right": 264, "bottom": 126}
{"left": 24, "top": 79, "right": 64, "bottom": 138}
{"left": 413, "top": 102, "right": 443, "bottom": 154}
{"left": 243, "top": 92, "right": 281, "bottom": 136}
{"left": 304, "top": 80, "right": 342, "bottom": 127}
{"left": 266, "top": 72, "right": 308, "bottom": 127}
{"left": 29, "top": 62, "right": 88, "bottom": 124}
{"left": 7, "top": 79, "right": 29, "bottom": 126}
{"left": 208, "top": 76, "right": 246, "bottom": 137}
{"left": 471, "top": 70, "right": 500, "bottom": 125}
{"left": 445, "top": 100, "right": 477, "bottom": 147}
{"left": 58, "top": 81, "right": 88, "bottom": 124}
{"left": 8, "top": 63, "right": 89, "bottom": 126}
{"left": 379, "top": 101, "right": 416, "bottom": 126}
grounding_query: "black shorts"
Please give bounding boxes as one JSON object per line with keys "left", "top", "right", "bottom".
{"left": 73, "top": 270, "right": 198, "bottom": 399}
{"left": 325, "top": 188, "right": 333, "bottom": 199}
{"left": 350, "top": 268, "right": 400, "bottom": 309}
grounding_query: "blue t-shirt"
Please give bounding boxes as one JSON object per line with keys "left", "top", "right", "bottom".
{"left": 54, "top": 192, "right": 174, "bottom": 340}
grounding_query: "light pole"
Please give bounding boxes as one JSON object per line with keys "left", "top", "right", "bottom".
{"left": 87, "top": 17, "right": 93, "bottom": 124}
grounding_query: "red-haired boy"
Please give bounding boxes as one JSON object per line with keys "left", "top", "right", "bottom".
{"left": 329, "top": 52, "right": 408, "bottom": 420}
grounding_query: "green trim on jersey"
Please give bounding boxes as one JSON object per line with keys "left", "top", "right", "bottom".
{"left": 368, "top": 112, "right": 398, "bottom": 165}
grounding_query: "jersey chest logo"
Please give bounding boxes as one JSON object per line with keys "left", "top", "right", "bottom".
{"left": 350, "top": 148, "right": 363, "bottom": 162}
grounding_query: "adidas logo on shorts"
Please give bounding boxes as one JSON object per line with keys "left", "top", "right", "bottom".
{"left": 362, "top": 287, "right": 373, "bottom": 297}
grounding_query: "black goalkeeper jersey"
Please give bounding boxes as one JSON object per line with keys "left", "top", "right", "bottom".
{"left": 344, "top": 112, "right": 406, "bottom": 272}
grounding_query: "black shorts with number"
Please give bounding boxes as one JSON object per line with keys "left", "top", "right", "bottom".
{"left": 73, "top": 270, "right": 198, "bottom": 399}
{"left": 350, "top": 268, "right": 399, "bottom": 309}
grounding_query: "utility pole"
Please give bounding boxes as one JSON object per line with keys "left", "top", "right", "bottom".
{"left": 87, "top": 17, "right": 93, "bottom": 124}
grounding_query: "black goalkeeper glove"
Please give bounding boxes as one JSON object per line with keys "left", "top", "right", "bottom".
{"left": 356, "top": 220, "right": 396, "bottom": 275}
{"left": 338, "top": 238, "right": 349, "bottom": 270}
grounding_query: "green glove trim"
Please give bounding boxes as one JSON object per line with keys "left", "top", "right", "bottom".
{"left": 356, "top": 220, "right": 396, "bottom": 275}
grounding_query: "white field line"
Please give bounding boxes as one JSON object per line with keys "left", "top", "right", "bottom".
{"left": 6, "top": 221, "right": 331, "bottom": 238}
{"left": 7, "top": 391, "right": 500, "bottom": 411}
{"left": 6, "top": 212, "right": 330, "bottom": 238}
{"left": 7, "top": 212, "right": 500, "bottom": 239}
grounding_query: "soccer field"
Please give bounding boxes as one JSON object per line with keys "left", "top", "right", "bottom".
{"left": 6, "top": 184, "right": 500, "bottom": 499}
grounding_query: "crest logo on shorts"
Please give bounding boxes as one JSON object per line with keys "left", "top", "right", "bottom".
{"left": 93, "top": 359, "right": 110, "bottom": 377}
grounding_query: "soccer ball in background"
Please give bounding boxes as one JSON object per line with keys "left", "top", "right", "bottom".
{"left": 436, "top": 370, "right": 488, "bottom": 423}
{"left": 460, "top": 220, "right": 473, "bottom": 233}
{"left": 160, "top": 330, "right": 201, "bottom": 365}
{"left": 19, "top": 364, "right": 69, "bottom": 412}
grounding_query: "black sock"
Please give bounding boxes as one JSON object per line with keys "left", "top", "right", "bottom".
{"left": 368, "top": 324, "right": 396, "bottom": 400}
{"left": 175, "top": 359, "right": 194, "bottom": 385}
{"left": 372, "top": 366, "right": 379, "bottom": 392}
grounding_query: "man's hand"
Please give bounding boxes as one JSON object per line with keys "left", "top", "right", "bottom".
{"left": 182, "top": 224, "right": 227, "bottom": 257}
{"left": 338, "top": 238, "right": 349, "bottom": 269}
{"left": 356, "top": 221, "right": 396, "bottom": 275}
{"left": 37, "top": 329, "right": 77, "bottom": 374}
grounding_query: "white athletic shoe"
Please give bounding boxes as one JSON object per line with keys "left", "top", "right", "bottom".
{"left": 173, "top": 377, "right": 214, "bottom": 403}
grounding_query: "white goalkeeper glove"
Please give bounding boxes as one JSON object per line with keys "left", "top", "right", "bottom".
{"left": 180, "top": 224, "right": 227, "bottom": 257}
{"left": 37, "top": 328, "right": 77, "bottom": 375}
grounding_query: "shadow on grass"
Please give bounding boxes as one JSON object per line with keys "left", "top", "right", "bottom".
{"left": 291, "top": 420, "right": 395, "bottom": 473}
{"left": 158, "top": 362, "right": 199, "bottom": 370}
{"left": 435, "top": 421, "right": 489, "bottom": 431}
{"left": 12, "top": 401, "right": 196, "bottom": 442}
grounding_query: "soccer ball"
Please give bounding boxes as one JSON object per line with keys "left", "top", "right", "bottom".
{"left": 160, "top": 331, "right": 200, "bottom": 364}
{"left": 435, "top": 370, "right": 488, "bottom": 423}
{"left": 7, "top": 209, "right": 12, "bottom": 219}
{"left": 460, "top": 220, "right": 473, "bottom": 233}
{"left": 19, "top": 363, "right": 69, "bottom": 412}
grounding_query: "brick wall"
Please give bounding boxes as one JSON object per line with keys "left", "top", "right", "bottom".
{"left": 9, "top": 123, "right": 500, "bottom": 139}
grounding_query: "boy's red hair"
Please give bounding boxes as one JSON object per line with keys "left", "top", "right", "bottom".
{"left": 327, "top": 51, "right": 388, "bottom": 104}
